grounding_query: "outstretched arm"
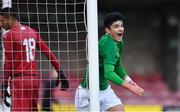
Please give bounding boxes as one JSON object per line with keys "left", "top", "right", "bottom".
{"left": 121, "top": 81, "right": 144, "bottom": 96}
{"left": 114, "top": 55, "right": 144, "bottom": 96}
{"left": 115, "top": 64, "right": 144, "bottom": 96}
{"left": 104, "top": 64, "right": 144, "bottom": 96}
{"left": 104, "top": 64, "right": 124, "bottom": 85}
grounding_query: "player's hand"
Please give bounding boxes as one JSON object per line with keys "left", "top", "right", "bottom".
{"left": 1, "top": 84, "right": 11, "bottom": 107}
{"left": 122, "top": 82, "right": 144, "bottom": 96}
{"left": 55, "top": 69, "right": 69, "bottom": 91}
{"left": 129, "top": 81, "right": 138, "bottom": 86}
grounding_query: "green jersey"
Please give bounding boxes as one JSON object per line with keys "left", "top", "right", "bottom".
{"left": 81, "top": 34, "right": 127, "bottom": 90}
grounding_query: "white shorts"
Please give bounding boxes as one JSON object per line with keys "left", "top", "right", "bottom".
{"left": 75, "top": 85, "right": 122, "bottom": 112}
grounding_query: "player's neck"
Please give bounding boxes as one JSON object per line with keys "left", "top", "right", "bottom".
{"left": 11, "top": 21, "right": 21, "bottom": 28}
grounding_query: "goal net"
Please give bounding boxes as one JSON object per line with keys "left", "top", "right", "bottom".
{"left": 0, "top": 0, "right": 87, "bottom": 111}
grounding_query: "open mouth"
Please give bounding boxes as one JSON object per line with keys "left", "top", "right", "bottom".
{"left": 117, "top": 32, "right": 122, "bottom": 37}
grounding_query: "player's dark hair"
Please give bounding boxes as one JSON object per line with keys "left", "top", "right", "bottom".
{"left": 104, "top": 12, "right": 123, "bottom": 28}
{"left": 0, "top": 7, "right": 17, "bottom": 19}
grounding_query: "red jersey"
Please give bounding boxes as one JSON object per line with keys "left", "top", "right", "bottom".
{"left": 3, "top": 25, "right": 60, "bottom": 83}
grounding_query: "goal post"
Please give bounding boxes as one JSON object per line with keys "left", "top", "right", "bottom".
{"left": 87, "top": 0, "right": 100, "bottom": 111}
{"left": 2, "top": 0, "right": 12, "bottom": 8}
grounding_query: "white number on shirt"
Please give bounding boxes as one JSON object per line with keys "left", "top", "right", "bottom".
{"left": 23, "top": 38, "right": 36, "bottom": 62}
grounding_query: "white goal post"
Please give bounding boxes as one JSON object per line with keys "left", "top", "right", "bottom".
{"left": 87, "top": 0, "right": 100, "bottom": 111}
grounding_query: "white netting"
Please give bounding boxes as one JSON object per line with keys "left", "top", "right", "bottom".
{"left": 0, "top": 0, "right": 87, "bottom": 111}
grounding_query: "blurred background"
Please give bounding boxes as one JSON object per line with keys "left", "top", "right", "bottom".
{"left": 0, "top": 0, "right": 180, "bottom": 111}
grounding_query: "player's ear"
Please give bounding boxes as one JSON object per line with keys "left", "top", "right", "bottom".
{"left": 105, "top": 27, "right": 110, "bottom": 34}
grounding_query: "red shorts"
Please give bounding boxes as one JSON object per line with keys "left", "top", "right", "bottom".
{"left": 10, "top": 75, "right": 40, "bottom": 111}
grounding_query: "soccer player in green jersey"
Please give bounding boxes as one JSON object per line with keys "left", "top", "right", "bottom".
{"left": 75, "top": 12, "right": 144, "bottom": 112}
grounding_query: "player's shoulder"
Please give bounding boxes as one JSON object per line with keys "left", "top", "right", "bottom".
{"left": 99, "top": 34, "right": 114, "bottom": 47}
{"left": 12, "top": 25, "right": 36, "bottom": 32}
{"left": 19, "top": 25, "right": 38, "bottom": 37}
{"left": 99, "top": 34, "right": 116, "bottom": 54}
{"left": 21, "top": 25, "right": 36, "bottom": 32}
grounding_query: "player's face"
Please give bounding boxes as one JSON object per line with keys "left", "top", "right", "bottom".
{"left": 105, "top": 20, "right": 124, "bottom": 42}
{"left": 0, "top": 15, "right": 11, "bottom": 30}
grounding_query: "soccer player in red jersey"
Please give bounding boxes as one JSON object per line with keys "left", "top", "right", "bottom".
{"left": 0, "top": 7, "right": 69, "bottom": 111}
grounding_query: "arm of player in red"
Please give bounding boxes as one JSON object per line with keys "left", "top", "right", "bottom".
{"left": 55, "top": 69, "right": 69, "bottom": 90}
{"left": 36, "top": 33, "right": 69, "bottom": 90}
